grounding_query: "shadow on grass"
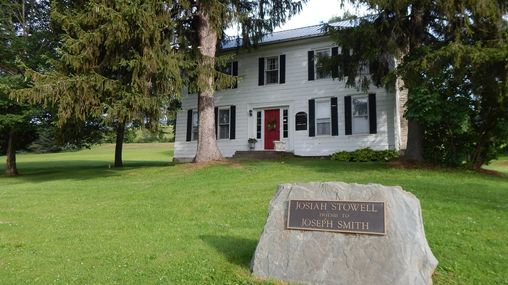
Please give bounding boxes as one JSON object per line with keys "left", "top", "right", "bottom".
{"left": 200, "top": 235, "right": 258, "bottom": 269}
{"left": 1, "top": 160, "right": 174, "bottom": 183}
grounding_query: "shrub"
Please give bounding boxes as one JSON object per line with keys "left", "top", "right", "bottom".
{"left": 331, "top": 151, "right": 351, "bottom": 161}
{"left": 331, "top": 148, "right": 399, "bottom": 162}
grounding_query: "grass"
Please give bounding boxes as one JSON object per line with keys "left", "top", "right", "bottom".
{"left": 1, "top": 143, "right": 507, "bottom": 285}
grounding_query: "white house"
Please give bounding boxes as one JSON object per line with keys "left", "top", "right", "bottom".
{"left": 173, "top": 24, "right": 407, "bottom": 162}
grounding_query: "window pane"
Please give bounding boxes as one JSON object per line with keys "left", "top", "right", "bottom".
{"left": 353, "top": 117, "right": 369, "bottom": 134}
{"left": 192, "top": 111, "right": 199, "bottom": 140}
{"left": 192, "top": 111, "right": 199, "bottom": 127}
{"left": 353, "top": 97, "right": 368, "bottom": 116}
{"left": 267, "top": 57, "right": 278, "bottom": 70}
{"left": 316, "top": 121, "right": 330, "bottom": 136}
{"left": 219, "top": 109, "right": 229, "bottom": 124}
{"left": 266, "top": 70, "right": 278, "bottom": 84}
{"left": 316, "top": 100, "right": 330, "bottom": 119}
{"left": 192, "top": 127, "right": 199, "bottom": 140}
{"left": 283, "top": 109, "right": 288, "bottom": 138}
{"left": 256, "top": 111, "right": 262, "bottom": 139}
{"left": 219, "top": 125, "right": 229, "bottom": 139}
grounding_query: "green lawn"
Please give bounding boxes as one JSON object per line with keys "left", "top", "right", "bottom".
{"left": 1, "top": 144, "right": 507, "bottom": 285}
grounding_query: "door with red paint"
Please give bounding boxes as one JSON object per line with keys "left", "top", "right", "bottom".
{"left": 264, "top": 109, "right": 280, "bottom": 150}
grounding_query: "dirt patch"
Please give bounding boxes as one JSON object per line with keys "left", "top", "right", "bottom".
{"left": 388, "top": 159, "right": 438, "bottom": 170}
{"left": 181, "top": 159, "right": 244, "bottom": 171}
{"left": 477, "top": 168, "right": 505, "bottom": 177}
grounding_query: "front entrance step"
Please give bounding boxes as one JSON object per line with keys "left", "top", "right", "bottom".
{"left": 232, "top": 150, "right": 294, "bottom": 160}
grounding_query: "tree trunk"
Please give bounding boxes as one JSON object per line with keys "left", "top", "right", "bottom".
{"left": 194, "top": 4, "right": 223, "bottom": 162}
{"left": 404, "top": 120, "right": 424, "bottom": 162}
{"left": 114, "top": 119, "right": 126, "bottom": 167}
{"left": 403, "top": 6, "right": 426, "bottom": 163}
{"left": 471, "top": 137, "right": 489, "bottom": 170}
{"left": 5, "top": 130, "right": 18, "bottom": 177}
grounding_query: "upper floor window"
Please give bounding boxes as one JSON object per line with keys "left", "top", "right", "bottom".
{"left": 316, "top": 99, "right": 331, "bottom": 136}
{"left": 315, "top": 48, "right": 332, "bottom": 79}
{"left": 352, "top": 96, "right": 369, "bottom": 134}
{"left": 219, "top": 61, "right": 238, "bottom": 88}
{"left": 265, "top": 56, "right": 279, "bottom": 84}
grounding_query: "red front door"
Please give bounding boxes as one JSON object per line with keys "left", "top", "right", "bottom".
{"left": 264, "top": 109, "right": 280, "bottom": 150}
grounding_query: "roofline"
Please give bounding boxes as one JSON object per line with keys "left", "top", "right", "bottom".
{"left": 220, "top": 33, "right": 327, "bottom": 52}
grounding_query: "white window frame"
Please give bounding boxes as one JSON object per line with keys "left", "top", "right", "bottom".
{"left": 218, "top": 107, "right": 231, "bottom": 140}
{"left": 315, "top": 98, "right": 332, "bottom": 136}
{"left": 265, "top": 56, "right": 279, "bottom": 84}
{"left": 191, "top": 110, "right": 199, "bottom": 141}
{"left": 351, "top": 95, "right": 369, "bottom": 134}
{"left": 282, "top": 108, "right": 289, "bottom": 139}
{"left": 314, "top": 48, "right": 332, "bottom": 80}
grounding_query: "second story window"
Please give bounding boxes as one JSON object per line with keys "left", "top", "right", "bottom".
{"left": 315, "top": 48, "right": 331, "bottom": 79}
{"left": 265, "top": 56, "right": 279, "bottom": 84}
{"left": 219, "top": 61, "right": 238, "bottom": 88}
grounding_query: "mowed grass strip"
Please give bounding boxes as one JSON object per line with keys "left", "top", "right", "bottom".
{"left": 0, "top": 143, "right": 507, "bottom": 285}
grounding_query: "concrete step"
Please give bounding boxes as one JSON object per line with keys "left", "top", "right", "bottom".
{"left": 232, "top": 150, "right": 294, "bottom": 160}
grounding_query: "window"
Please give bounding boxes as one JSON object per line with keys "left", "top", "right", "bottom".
{"left": 265, "top": 56, "right": 279, "bottom": 84}
{"left": 218, "top": 108, "right": 230, "bottom": 139}
{"left": 222, "top": 62, "right": 232, "bottom": 75}
{"left": 256, "top": 111, "right": 262, "bottom": 139}
{"left": 315, "top": 48, "right": 331, "bottom": 79}
{"left": 316, "top": 99, "right": 331, "bottom": 136}
{"left": 352, "top": 96, "right": 369, "bottom": 134}
{"left": 192, "top": 110, "right": 199, "bottom": 141}
{"left": 283, "top": 109, "right": 288, "bottom": 138}
{"left": 359, "top": 61, "right": 369, "bottom": 75}
{"left": 295, "top": 112, "right": 307, "bottom": 131}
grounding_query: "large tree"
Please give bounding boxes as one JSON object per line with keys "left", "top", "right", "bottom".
{"left": 0, "top": 0, "right": 54, "bottom": 176}
{"left": 400, "top": 5, "right": 507, "bottom": 169}
{"left": 174, "top": 0, "right": 307, "bottom": 162}
{"left": 324, "top": 1, "right": 506, "bottom": 162}
{"left": 15, "top": 0, "right": 183, "bottom": 167}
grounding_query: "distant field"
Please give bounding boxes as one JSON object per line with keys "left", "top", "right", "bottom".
{"left": 1, "top": 144, "right": 507, "bottom": 284}
{"left": 484, "top": 155, "right": 508, "bottom": 176}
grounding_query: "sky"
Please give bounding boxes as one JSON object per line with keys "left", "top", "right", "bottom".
{"left": 226, "top": 0, "right": 369, "bottom": 36}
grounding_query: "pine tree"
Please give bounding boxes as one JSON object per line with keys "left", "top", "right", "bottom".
{"left": 0, "top": 0, "right": 53, "bottom": 176}
{"left": 15, "top": 0, "right": 183, "bottom": 167}
{"left": 174, "top": 0, "right": 307, "bottom": 162}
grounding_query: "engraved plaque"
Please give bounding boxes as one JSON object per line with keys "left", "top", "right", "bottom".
{"left": 287, "top": 200, "right": 386, "bottom": 235}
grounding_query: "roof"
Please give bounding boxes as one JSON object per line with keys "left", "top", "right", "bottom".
{"left": 221, "top": 19, "right": 359, "bottom": 50}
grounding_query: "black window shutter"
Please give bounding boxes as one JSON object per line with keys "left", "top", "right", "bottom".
{"left": 230, "top": 105, "right": 236, "bottom": 139}
{"left": 369, "top": 93, "right": 377, "bottom": 134}
{"left": 331, "top": 97, "right": 338, "bottom": 136}
{"left": 186, "top": 109, "right": 193, "bottom": 141}
{"left": 232, "top": 61, "right": 238, "bottom": 88}
{"left": 258, "top": 57, "right": 265, "bottom": 86}
{"left": 331, "top": 47, "right": 339, "bottom": 78}
{"left": 214, "top": 107, "right": 218, "bottom": 138}
{"left": 309, "top": 99, "right": 315, "bottom": 137}
{"left": 308, "top": 50, "right": 315, "bottom": 81}
{"left": 344, "top": 96, "right": 352, "bottom": 135}
{"left": 279, "top": 54, "right": 286, "bottom": 84}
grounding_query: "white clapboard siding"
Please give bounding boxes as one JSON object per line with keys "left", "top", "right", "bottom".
{"left": 174, "top": 37, "right": 398, "bottom": 161}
